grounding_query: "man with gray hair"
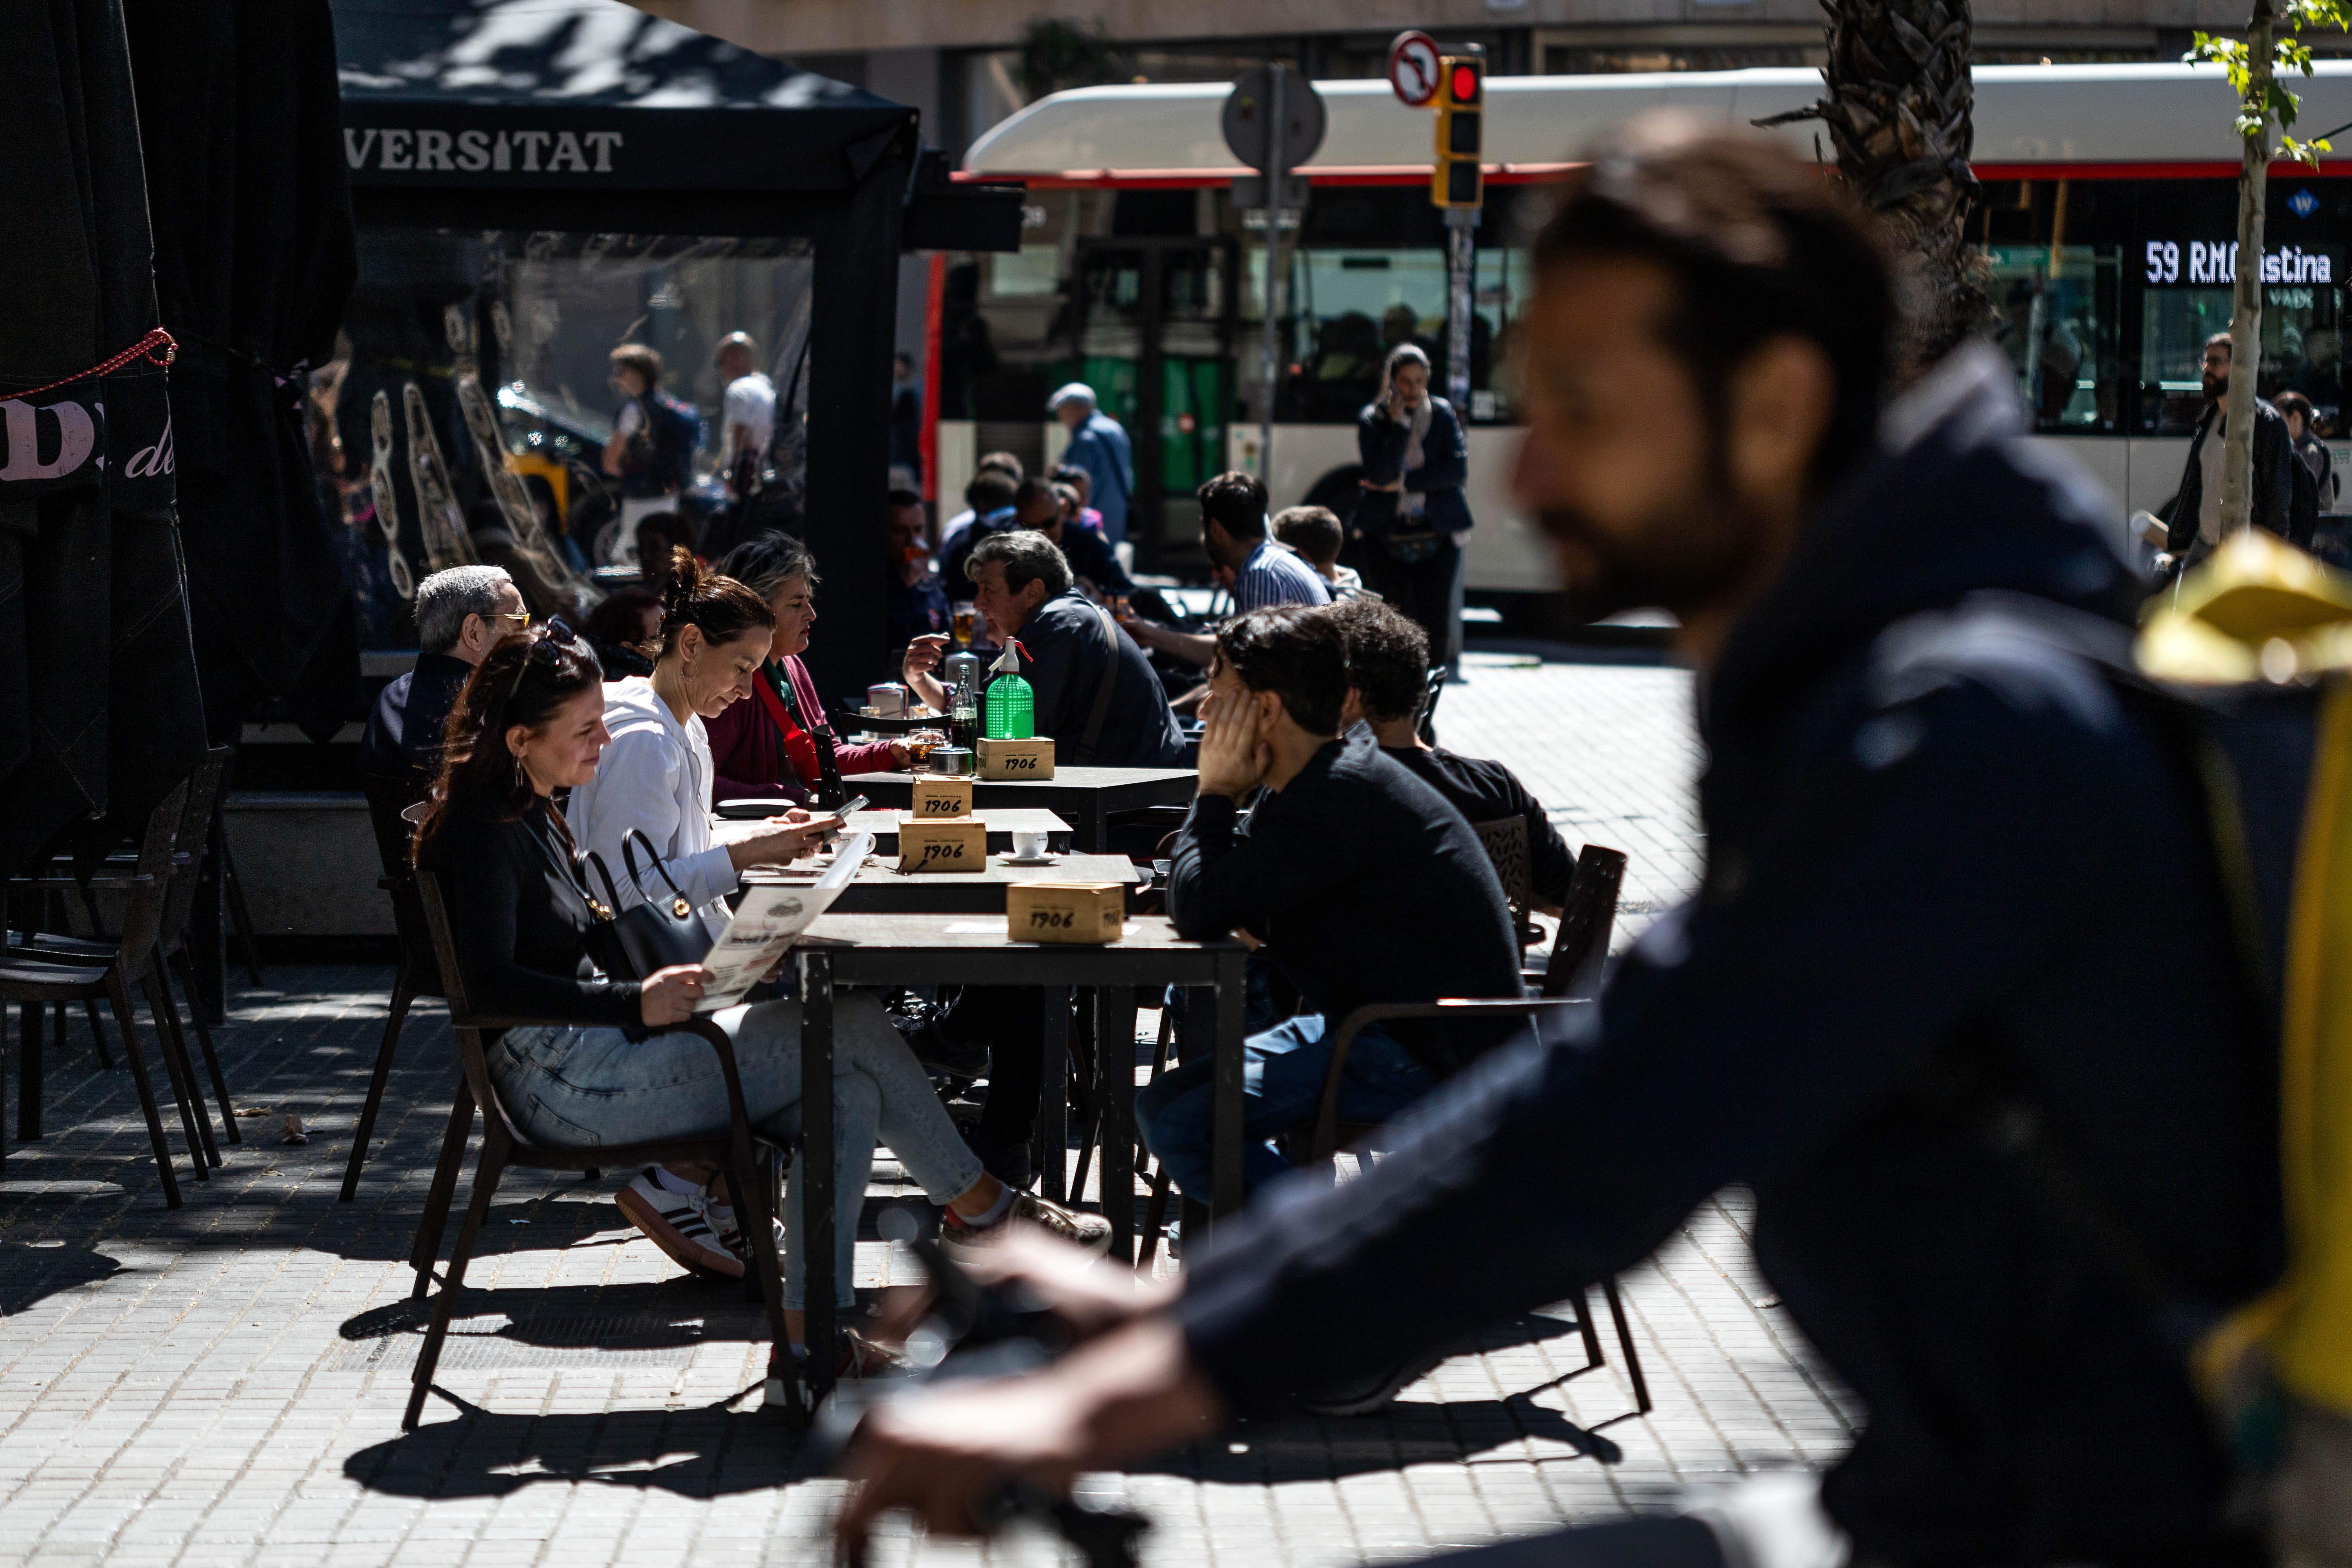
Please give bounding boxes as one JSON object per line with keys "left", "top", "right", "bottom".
{"left": 1048, "top": 382, "right": 1133, "bottom": 549}
{"left": 359, "top": 564, "right": 527, "bottom": 806}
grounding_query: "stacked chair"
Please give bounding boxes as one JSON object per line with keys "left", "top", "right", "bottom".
{"left": 0, "top": 753, "right": 243, "bottom": 1207}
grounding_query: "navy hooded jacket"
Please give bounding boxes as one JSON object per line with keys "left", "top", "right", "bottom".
{"left": 1174, "top": 351, "right": 2284, "bottom": 1563}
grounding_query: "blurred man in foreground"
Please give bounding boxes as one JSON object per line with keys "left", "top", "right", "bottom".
{"left": 836, "top": 122, "right": 2280, "bottom": 1566}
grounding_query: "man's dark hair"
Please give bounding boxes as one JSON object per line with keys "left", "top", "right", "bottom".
{"left": 976, "top": 450, "right": 1024, "bottom": 481}
{"left": 609, "top": 342, "right": 664, "bottom": 388}
{"left": 1273, "top": 505, "right": 1344, "bottom": 566}
{"left": 886, "top": 487, "right": 924, "bottom": 509}
{"left": 965, "top": 470, "right": 1019, "bottom": 512}
{"left": 1214, "top": 605, "right": 1348, "bottom": 737}
{"left": 1324, "top": 597, "right": 1429, "bottom": 723}
{"left": 1534, "top": 120, "right": 1892, "bottom": 493}
{"left": 969, "top": 529, "right": 1074, "bottom": 599}
{"left": 2206, "top": 330, "right": 2236, "bottom": 359}
{"left": 1012, "top": 475, "right": 1061, "bottom": 518}
{"left": 1198, "top": 471, "right": 1269, "bottom": 541}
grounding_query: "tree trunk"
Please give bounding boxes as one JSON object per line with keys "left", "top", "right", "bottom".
{"left": 2221, "top": 0, "right": 2276, "bottom": 536}
{"left": 1812, "top": 0, "right": 1983, "bottom": 378}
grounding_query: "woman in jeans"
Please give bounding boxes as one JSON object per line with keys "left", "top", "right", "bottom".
{"left": 414, "top": 623, "right": 1106, "bottom": 1393}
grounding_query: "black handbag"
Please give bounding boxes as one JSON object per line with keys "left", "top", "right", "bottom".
{"left": 581, "top": 828, "right": 715, "bottom": 980}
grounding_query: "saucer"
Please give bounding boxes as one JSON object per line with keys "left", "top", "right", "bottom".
{"left": 998, "top": 853, "right": 1057, "bottom": 866}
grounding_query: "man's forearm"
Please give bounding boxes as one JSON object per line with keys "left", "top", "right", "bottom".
{"left": 1137, "top": 626, "right": 1215, "bottom": 667}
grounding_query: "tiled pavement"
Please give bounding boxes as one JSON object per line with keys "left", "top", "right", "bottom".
{"left": 0, "top": 649, "right": 1858, "bottom": 1567}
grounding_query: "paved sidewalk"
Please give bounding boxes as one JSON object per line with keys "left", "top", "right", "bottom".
{"left": 0, "top": 651, "right": 1856, "bottom": 1568}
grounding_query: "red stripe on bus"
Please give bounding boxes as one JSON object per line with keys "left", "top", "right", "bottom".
{"left": 952, "top": 163, "right": 1585, "bottom": 189}
{"left": 959, "top": 159, "right": 2352, "bottom": 190}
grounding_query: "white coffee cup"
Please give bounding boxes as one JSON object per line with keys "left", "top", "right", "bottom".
{"left": 1009, "top": 828, "right": 1049, "bottom": 860}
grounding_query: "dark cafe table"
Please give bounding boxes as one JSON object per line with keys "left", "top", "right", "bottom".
{"left": 789, "top": 913, "right": 1246, "bottom": 1400}
{"left": 839, "top": 767, "right": 1197, "bottom": 853}
{"left": 714, "top": 807, "right": 1074, "bottom": 856}
{"left": 741, "top": 850, "right": 1142, "bottom": 914}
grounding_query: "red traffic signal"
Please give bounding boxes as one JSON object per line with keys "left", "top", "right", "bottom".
{"left": 1449, "top": 63, "right": 1481, "bottom": 104}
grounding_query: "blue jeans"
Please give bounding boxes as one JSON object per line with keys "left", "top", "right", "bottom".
{"left": 494, "top": 995, "right": 983, "bottom": 1308}
{"left": 1134, "top": 1014, "right": 1435, "bottom": 1200}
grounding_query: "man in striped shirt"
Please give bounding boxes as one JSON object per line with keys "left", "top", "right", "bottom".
{"left": 1121, "top": 471, "right": 1329, "bottom": 672}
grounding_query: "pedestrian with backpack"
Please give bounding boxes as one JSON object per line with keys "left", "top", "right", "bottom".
{"left": 600, "top": 342, "right": 704, "bottom": 565}
{"left": 832, "top": 122, "right": 2295, "bottom": 1568}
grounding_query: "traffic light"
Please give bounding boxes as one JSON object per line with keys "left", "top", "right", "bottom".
{"left": 1432, "top": 53, "right": 1484, "bottom": 209}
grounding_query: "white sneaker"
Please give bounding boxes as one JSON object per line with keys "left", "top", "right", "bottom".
{"left": 614, "top": 1169, "right": 740, "bottom": 1279}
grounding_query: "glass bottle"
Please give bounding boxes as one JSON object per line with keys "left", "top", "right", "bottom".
{"left": 984, "top": 640, "right": 1034, "bottom": 741}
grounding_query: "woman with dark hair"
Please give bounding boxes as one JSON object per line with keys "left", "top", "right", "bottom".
{"left": 432, "top": 621, "right": 1105, "bottom": 1393}
{"left": 703, "top": 531, "right": 910, "bottom": 805}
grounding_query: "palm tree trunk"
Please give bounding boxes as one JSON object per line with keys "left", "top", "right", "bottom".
{"left": 2221, "top": 0, "right": 2276, "bottom": 536}
{"left": 1765, "top": 0, "right": 1982, "bottom": 378}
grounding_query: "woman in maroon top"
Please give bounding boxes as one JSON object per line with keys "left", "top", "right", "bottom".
{"left": 704, "top": 533, "right": 908, "bottom": 804}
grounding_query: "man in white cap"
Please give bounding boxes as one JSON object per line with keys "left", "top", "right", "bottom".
{"left": 1048, "top": 383, "right": 1134, "bottom": 549}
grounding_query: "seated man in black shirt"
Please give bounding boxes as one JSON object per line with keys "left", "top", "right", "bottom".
{"left": 1138, "top": 606, "right": 1522, "bottom": 1199}
{"left": 907, "top": 529, "right": 1183, "bottom": 767}
{"left": 903, "top": 530, "right": 1185, "bottom": 1184}
{"left": 1327, "top": 595, "right": 1579, "bottom": 912}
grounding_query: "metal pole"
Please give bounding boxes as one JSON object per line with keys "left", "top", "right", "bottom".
{"left": 1259, "top": 67, "right": 1286, "bottom": 484}
{"left": 1444, "top": 207, "right": 1477, "bottom": 408}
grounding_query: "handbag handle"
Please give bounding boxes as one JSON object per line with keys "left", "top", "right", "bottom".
{"left": 579, "top": 851, "right": 628, "bottom": 921}
{"left": 622, "top": 828, "right": 696, "bottom": 917}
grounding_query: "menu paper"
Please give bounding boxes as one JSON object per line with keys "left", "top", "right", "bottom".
{"left": 695, "top": 832, "right": 873, "bottom": 1012}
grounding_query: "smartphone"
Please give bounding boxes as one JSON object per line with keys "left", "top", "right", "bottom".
{"left": 835, "top": 794, "right": 870, "bottom": 817}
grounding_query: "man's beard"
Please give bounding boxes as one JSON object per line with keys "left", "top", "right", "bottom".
{"left": 1538, "top": 441, "right": 1767, "bottom": 625}
{"left": 2204, "top": 370, "right": 2228, "bottom": 401}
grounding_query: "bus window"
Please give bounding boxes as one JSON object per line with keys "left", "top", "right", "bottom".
{"left": 2138, "top": 282, "right": 2346, "bottom": 436}
{"left": 1987, "top": 244, "right": 2119, "bottom": 434}
{"left": 1244, "top": 241, "right": 1526, "bottom": 425}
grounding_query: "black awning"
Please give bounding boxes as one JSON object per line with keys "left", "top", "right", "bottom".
{"left": 333, "top": 0, "right": 913, "bottom": 191}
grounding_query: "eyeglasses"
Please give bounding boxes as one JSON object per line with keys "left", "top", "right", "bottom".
{"left": 493, "top": 611, "right": 532, "bottom": 629}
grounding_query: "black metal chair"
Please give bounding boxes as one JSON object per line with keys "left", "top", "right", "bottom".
{"left": 1276, "top": 843, "right": 1649, "bottom": 1420}
{"left": 402, "top": 869, "right": 791, "bottom": 1430}
{"left": 340, "top": 788, "right": 443, "bottom": 1201}
{"left": 0, "top": 783, "right": 213, "bottom": 1205}
{"left": 1418, "top": 664, "right": 1447, "bottom": 746}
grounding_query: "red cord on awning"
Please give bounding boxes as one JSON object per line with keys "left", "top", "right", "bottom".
{"left": 1, "top": 327, "right": 177, "bottom": 403}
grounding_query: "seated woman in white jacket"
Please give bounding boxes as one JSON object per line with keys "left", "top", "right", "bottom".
{"left": 565, "top": 549, "right": 1108, "bottom": 1376}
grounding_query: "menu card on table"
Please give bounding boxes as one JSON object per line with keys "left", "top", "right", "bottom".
{"left": 696, "top": 832, "right": 873, "bottom": 1012}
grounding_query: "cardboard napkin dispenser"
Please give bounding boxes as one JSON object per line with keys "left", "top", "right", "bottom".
{"left": 910, "top": 775, "right": 974, "bottom": 818}
{"left": 898, "top": 816, "right": 987, "bottom": 873}
{"left": 1006, "top": 881, "right": 1125, "bottom": 944}
{"left": 977, "top": 736, "right": 1055, "bottom": 780}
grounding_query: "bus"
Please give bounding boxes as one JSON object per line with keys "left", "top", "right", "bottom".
{"left": 935, "top": 62, "right": 2352, "bottom": 595}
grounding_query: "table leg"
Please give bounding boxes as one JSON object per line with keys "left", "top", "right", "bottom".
{"left": 799, "top": 950, "right": 837, "bottom": 1403}
{"left": 1211, "top": 954, "right": 1246, "bottom": 1221}
{"left": 1036, "top": 987, "right": 1071, "bottom": 1201}
{"left": 1094, "top": 985, "right": 1139, "bottom": 1263}
{"left": 18, "top": 1001, "right": 43, "bottom": 1142}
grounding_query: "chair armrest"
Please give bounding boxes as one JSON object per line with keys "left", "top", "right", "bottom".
{"left": 1307, "top": 999, "right": 1591, "bottom": 1163}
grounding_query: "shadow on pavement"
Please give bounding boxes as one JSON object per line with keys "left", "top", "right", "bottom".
{"left": 0, "top": 1239, "right": 122, "bottom": 1315}
{"left": 343, "top": 1389, "right": 809, "bottom": 1500}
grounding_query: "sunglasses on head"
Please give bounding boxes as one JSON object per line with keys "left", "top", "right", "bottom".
{"left": 504, "top": 616, "right": 584, "bottom": 697}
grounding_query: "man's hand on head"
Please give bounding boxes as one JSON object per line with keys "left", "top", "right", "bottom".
{"left": 1196, "top": 689, "right": 1266, "bottom": 798}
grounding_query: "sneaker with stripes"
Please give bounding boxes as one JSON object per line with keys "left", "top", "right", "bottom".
{"left": 614, "top": 1169, "right": 740, "bottom": 1279}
